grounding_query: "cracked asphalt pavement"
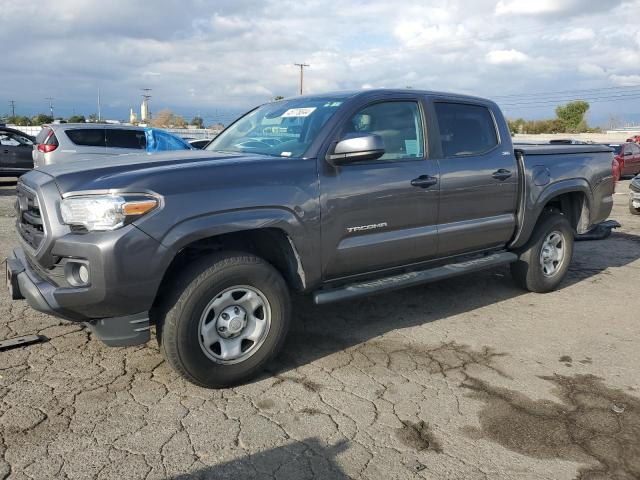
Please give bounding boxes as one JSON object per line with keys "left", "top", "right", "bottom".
{"left": 1, "top": 177, "right": 639, "bottom": 480}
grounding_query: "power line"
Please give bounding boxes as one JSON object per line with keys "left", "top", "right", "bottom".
{"left": 499, "top": 90, "right": 640, "bottom": 107}
{"left": 492, "top": 84, "right": 640, "bottom": 100}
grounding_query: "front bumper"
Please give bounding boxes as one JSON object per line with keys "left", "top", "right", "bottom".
{"left": 6, "top": 247, "right": 152, "bottom": 347}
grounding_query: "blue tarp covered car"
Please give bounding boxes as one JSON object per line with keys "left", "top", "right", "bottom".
{"left": 145, "top": 128, "right": 193, "bottom": 152}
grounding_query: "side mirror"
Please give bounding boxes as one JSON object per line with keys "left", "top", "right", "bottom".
{"left": 327, "top": 134, "right": 385, "bottom": 165}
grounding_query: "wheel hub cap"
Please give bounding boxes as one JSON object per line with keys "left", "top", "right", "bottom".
{"left": 539, "top": 231, "right": 565, "bottom": 277}
{"left": 198, "top": 285, "right": 272, "bottom": 364}
{"left": 216, "top": 305, "right": 247, "bottom": 338}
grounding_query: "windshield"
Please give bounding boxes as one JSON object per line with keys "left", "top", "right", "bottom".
{"left": 206, "top": 97, "right": 345, "bottom": 157}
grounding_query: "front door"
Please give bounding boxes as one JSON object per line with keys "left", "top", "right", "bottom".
{"left": 319, "top": 99, "right": 440, "bottom": 280}
{"left": 428, "top": 100, "right": 518, "bottom": 257}
{"left": 0, "top": 130, "right": 34, "bottom": 170}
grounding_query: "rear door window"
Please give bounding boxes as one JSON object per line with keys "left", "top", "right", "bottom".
{"left": 65, "top": 128, "right": 106, "bottom": 147}
{"left": 434, "top": 102, "right": 498, "bottom": 157}
{"left": 105, "top": 129, "right": 146, "bottom": 149}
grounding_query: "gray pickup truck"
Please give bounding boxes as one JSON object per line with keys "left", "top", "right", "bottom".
{"left": 6, "top": 89, "right": 615, "bottom": 388}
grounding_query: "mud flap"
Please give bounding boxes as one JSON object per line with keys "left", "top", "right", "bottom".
{"left": 574, "top": 220, "right": 621, "bottom": 241}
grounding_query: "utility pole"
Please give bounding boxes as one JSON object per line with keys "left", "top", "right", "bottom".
{"left": 294, "top": 63, "right": 309, "bottom": 95}
{"left": 98, "top": 88, "right": 102, "bottom": 121}
{"left": 45, "top": 97, "right": 54, "bottom": 118}
{"left": 8, "top": 100, "right": 16, "bottom": 117}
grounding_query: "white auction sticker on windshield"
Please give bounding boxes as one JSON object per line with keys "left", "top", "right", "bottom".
{"left": 281, "top": 107, "right": 316, "bottom": 117}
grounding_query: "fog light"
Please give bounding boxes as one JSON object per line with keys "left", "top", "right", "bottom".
{"left": 78, "top": 265, "right": 90, "bottom": 284}
{"left": 65, "top": 261, "right": 90, "bottom": 287}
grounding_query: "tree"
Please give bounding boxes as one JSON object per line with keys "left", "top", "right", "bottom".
{"left": 88, "top": 113, "right": 99, "bottom": 123}
{"left": 67, "top": 115, "right": 86, "bottom": 123}
{"left": 173, "top": 115, "right": 186, "bottom": 128}
{"left": 151, "top": 109, "right": 174, "bottom": 127}
{"left": 273, "top": 95, "right": 285, "bottom": 101}
{"left": 31, "top": 113, "right": 54, "bottom": 125}
{"left": 555, "top": 100, "right": 590, "bottom": 132}
{"left": 191, "top": 116, "right": 204, "bottom": 128}
{"left": 6, "top": 115, "right": 31, "bottom": 126}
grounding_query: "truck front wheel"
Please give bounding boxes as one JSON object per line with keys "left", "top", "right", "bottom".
{"left": 156, "top": 252, "right": 291, "bottom": 388}
{"left": 510, "top": 213, "right": 574, "bottom": 293}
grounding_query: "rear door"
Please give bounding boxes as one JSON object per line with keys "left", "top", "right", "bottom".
{"left": 630, "top": 143, "right": 640, "bottom": 174}
{"left": 319, "top": 96, "right": 440, "bottom": 279}
{"left": 428, "top": 99, "right": 518, "bottom": 257}
{"left": 105, "top": 128, "right": 147, "bottom": 154}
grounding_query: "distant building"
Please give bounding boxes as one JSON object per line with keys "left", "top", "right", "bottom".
{"left": 129, "top": 109, "right": 138, "bottom": 124}
{"left": 141, "top": 98, "right": 150, "bottom": 122}
{"left": 210, "top": 123, "right": 225, "bottom": 134}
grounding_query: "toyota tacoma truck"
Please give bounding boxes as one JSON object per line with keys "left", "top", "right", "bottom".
{"left": 5, "top": 89, "right": 615, "bottom": 388}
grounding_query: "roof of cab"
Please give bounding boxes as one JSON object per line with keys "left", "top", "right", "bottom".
{"left": 44, "top": 123, "right": 144, "bottom": 130}
{"left": 292, "top": 88, "right": 493, "bottom": 104}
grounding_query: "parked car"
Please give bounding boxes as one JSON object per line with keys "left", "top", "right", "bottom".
{"left": 0, "top": 126, "right": 34, "bottom": 176}
{"left": 625, "top": 135, "right": 640, "bottom": 144}
{"left": 188, "top": 138, "right": 212, "bottom": 149}
{"left": 608, "top": 142, "right": 640, "bottom": 178}
{"left": 6, "top": 89, "right": 615, "bottom": 388}
{"left": 630, "top": 174, "right": 640, "bottom": 215}
{"left": 32, "top": 124, "right": 192, "bottom": 167}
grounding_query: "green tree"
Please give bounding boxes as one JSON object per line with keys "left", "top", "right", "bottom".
{"left": 6, "top": 115, "right": 31, "bottom": 126}
{"left": 273, "top": 95, "right": 285, "bottom": 101}
{"left": 191, "top": 116, "right": 204, "bottom": 128}
{"left": 31, "top": 113, "right": 54, "bottom": 125}
{"left": 555, "top": 100, "right": 590, "bottom": 132}
{"left": 67, "top": 115, "right": 86, "bottom": 123}
{"left": 88, "top": 113, "right": 99, "bottom": 122}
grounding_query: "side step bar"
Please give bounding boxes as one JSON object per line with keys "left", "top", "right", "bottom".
{"left": 313, "top": 251, "right": 518, "bottom": 305}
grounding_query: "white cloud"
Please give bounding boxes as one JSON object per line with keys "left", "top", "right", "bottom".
{"left": 610, "top": 74, "right": 640, "bottom": 86}
{"left": 0, "top": 0, "right": 639, "bottom": 127}
{"left": 486, "top": 49, "right": 529, "bottom": 64}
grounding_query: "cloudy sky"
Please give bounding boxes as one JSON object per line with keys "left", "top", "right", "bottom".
{"left": 2, "top": 0, "right": 640, "bottom": 126}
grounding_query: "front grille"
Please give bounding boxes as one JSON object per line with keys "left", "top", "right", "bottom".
{"left": 16, "top": 185, "right": 45, "bottom": 250}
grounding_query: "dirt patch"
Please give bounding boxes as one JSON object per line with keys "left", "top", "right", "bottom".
{"left": 463, "top": 374, "right": 640, "bottom": 479}
{"left": 395, "top": 420, "right": 442, "bottom": 453}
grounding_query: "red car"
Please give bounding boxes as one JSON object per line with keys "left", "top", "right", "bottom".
{"left": 625, "top": 135, "right": 640, "bottom": 143}
{"left": 609, "top": 142, "right": 640, "bottom": 178}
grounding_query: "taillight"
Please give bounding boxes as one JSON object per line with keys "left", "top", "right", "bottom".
{"left": 37, "top": 144, "right": 57, "bottom": 153}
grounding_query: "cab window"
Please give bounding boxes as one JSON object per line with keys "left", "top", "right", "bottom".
{"left": 342, "top": 101, "right": 424, "bottom": 161}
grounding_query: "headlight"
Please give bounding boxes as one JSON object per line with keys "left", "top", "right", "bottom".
{"left": 60, "top": 194, "right": 159, "bottom": 231}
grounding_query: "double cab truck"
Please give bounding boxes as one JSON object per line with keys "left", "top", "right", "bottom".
{"left": 6, "top": 89, "right": 615, "bottom": 388}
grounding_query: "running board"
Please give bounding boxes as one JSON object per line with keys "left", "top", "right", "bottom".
{"left": 313, "top": 251, "right": 518, "bottom": 305}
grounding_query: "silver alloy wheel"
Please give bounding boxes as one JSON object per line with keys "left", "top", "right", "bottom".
{"left": 198, "top": 285, "right": 271, "bottom": 364}
{"left": 539, "top": 230, "right": 566, "bottom": 277}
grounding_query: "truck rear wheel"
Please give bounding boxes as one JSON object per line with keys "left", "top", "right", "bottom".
{"left": 156, "top": 252, "right": 291, "bottom": 388}
{"left": 510, "top": 213, "right": 574, "bottom": 293}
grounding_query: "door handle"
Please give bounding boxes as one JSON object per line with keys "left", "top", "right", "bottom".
{"left": 492, "top": 169, "right": 512, "bottom": 181}
{"left": 410, "top": 175, "right": 438, "bottom": 188}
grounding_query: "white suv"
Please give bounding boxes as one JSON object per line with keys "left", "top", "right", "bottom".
{"left": 33, "top": 124, "right": 148, "bottom": 168}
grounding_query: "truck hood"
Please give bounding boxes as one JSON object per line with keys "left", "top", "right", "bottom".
{"left": 32, "top": 150, "right": 281, "bottom": 193}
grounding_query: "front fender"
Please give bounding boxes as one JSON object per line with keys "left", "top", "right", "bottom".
{"left": 138, "top": 207, "right": 321, "bottom": 288}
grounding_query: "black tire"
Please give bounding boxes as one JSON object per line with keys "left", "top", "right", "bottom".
{"left": 156, "top": 251, "right": 291, "bottom": 388}
{"left": 630, "top": 199, "right": 640, "bottom": 215}
{"left": 510, "top": 213, "right": 574, "bottom": 293}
